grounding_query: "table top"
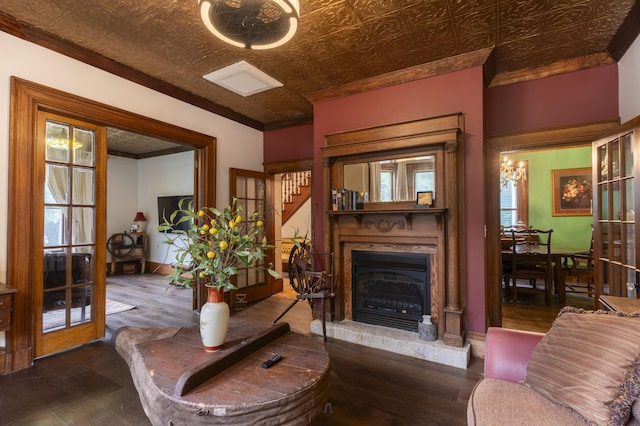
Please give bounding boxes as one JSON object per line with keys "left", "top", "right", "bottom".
{"left": 502, "top": 244, "right": 586, "bottom": 256}
{"left": 599, "top": 295, "right": 640, "bottom": 313}
{"left": 0, "top": 283, "right": 17, "bottom": 294}
{"left": 116, "top": 324, "right": 331, "bottom": 425}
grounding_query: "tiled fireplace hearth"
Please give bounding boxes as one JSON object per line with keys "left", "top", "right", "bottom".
{"left": 310, "top": 319, "right": 470, "bottom": 369}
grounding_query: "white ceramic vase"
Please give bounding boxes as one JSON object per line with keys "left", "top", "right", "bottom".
{"left": 200, "top": 286, "right": 230, "bottom": 352}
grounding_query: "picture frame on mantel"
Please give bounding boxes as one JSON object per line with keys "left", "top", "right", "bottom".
{"left": 552, "top": 167, "right": 593, "bottom": 216}
{"left": 416, "top": 191, "right": 433, "bottom": 207}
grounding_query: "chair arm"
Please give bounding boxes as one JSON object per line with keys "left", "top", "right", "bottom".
{"left": 484, "top": 327, "right": 544, "bottom": 383}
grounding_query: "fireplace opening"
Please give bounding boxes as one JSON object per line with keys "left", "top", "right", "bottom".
{"left": 352, "top": 250, "right": 430, "bottom": 332}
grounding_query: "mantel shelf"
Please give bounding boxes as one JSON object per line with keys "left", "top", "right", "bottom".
{"left": 327, "top": 208, "right": 447, "bottom": 230}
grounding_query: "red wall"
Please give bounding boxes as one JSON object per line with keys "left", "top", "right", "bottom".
{"left": 313, "top": 66, "right": 487, "bottom": 333}
{"left": 264, "top": 63, "right": 619, "bottom": 336}
{"left": 263, "top": 123, "right": 314, "bottom": 163}
{"left": 485, "top": 64, "right": 619, "bottom": 137}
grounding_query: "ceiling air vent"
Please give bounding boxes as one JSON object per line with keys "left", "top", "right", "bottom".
{"left": 203, "top": 61, "right": 282, "bottom": 97}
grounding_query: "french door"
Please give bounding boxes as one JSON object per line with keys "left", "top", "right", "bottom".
{"left": 229, "top": 168, "right": 274, "bottom": 304}
{"left": 34, "top": 111, "right": 106, "bottom": 358}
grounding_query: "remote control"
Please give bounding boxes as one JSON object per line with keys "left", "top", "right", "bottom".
{"left": 262, "top": 354, "right": 283, "bottom": 369}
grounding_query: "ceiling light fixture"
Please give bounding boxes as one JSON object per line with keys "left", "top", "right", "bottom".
{"left": 203, "top": 61, "right": 283, "bottom": 96}
{"left": 198, "top": 0, "right": 300, "bottom": 50}
{"left": 500, "top": 156, "right": 527, "bottom": 188}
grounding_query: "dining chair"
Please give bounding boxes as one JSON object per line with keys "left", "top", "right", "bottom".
{"left": 501, "top": 224, "right": 534, "bottom": 292}
{"left": 509, "top": 228, "right": 554, "bottom": 305}
{"left": 564, "top": 225, "right": 595, "bottom": 297}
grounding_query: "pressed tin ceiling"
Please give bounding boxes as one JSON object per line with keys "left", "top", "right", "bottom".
{"left": 0, "top": 0, "right": 638, "bottom": 132}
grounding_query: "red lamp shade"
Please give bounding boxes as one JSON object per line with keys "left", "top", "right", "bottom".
{"left": 134, "top": 212, "right": 147, "bottom": 222}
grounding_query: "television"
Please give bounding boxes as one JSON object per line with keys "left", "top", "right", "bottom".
{"left": 157, "top": 195, "right": 193, "bottom": 233}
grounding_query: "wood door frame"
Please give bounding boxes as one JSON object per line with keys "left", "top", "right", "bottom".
{"left": 263, "top": 158, "right": 314, "bottom": 263}
{"left": 5, "top": 77, "right": 216, "bottom": 374}
{"left": 484, "top": 120, "right": 619, "bottom": 329}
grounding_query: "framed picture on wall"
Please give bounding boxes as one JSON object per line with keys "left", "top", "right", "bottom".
{"left": 552, "top": 167, "right": 593, "bottom": 216}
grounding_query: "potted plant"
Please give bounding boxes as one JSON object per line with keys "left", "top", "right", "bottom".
{"left": 159, "top": 197, "right": 276, "bottom": 351}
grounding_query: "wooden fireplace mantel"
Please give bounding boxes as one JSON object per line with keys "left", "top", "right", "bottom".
{"left": 321, "top": 114, "right": 465, "bottom": 347}
{"left": 327, "top": 208, "right": 447, "bottom": 230}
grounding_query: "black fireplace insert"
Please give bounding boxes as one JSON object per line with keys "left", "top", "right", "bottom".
{"left": 352, "top": 250, "right": 430, "bottom": 332}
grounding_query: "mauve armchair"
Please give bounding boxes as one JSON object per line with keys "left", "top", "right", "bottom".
{"left": 467, "top": 327, "right": 589, "bottom": 425}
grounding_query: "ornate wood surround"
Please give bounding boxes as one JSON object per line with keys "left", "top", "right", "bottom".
{"left": 321, "top": 114, "right": 465, "bottom": 347}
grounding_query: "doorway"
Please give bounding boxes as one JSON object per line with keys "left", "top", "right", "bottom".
{"left": 264, "top": 159, "right": 314, "bottom": 280}
{"left": 6, "top": 77, "right": 216, "bottom": 372}
{"left": 485, "top": 120, "right": 619, "bottom": 330}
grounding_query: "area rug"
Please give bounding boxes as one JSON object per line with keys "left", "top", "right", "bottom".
{"left": 106, "top": 299, "right": 136, "bottom": 315}
{"left": 43, "top": 299, "right": 136, "bottom": 331}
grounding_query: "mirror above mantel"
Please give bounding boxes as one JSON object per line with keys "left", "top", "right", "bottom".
{"left": 344, "top": 155, "right": 436, "bottom": 203}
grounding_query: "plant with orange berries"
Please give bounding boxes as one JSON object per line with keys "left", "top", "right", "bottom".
{"left": 159, "top": 197, "right": 276, "bottom": 290}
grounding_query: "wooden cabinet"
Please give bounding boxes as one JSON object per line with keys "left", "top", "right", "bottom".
{"left": 108, "top": 232, "right": 148, "bottom": 275}
{"left": 0, "top": 283, "right": 17, "bottom": 374}
{"left": 593, "top": 116, "right": 640, "bottom": 300}
{"left": 0, "top": 286, "right": 16, "bottom": 332}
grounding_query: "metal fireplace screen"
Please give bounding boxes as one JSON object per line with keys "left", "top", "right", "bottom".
{"left": 352, "top": 250, "right": 430, "bottom": 332}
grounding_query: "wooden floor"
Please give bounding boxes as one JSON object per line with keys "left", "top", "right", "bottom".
{"left": 0, "top": 273, "right": 484, "bottom": 425}
{"left": 502, "top": 280, "right": 596, "bottom": 333}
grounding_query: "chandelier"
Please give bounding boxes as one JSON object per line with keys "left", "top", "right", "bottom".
{"left": 46, "top": 126, "right": 83, "bottom": 150}
{"left": 198, "top": 0, "right": 300, "bottom": 50}
{"left": 500, "top": 156, "right": 527, "bottom": 188}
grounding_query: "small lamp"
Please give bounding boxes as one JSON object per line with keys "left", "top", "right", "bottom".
{"left": 131, "top": 211, "right": 147, "bottom": 233}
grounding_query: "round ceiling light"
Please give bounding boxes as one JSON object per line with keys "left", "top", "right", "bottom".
{"left": 198, "top": 0, "right": 300, "bottom": 50}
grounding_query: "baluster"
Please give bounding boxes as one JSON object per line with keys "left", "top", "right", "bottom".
{"left": 294, "top": 172, "right": 301, "bottom": 194}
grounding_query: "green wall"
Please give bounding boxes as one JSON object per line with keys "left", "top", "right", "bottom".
{"left": 509, "top": 146, "right": 592, "bottom": 250}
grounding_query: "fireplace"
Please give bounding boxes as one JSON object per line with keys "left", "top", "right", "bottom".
{"left": 352, "top": 250, "right": 430, "bottom": 332}
{"left": 322, "top": 113, "right": 466, "bottom": 347}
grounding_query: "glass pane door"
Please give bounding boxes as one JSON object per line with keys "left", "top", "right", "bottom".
{"left": 230, "top": 168, "right": 272, "bottom": 305}
{"left": 35, "top": 112, "right": 106, "bottom": 357}
{"left": 594, "top": 130, "right": 636, "bottom": 299}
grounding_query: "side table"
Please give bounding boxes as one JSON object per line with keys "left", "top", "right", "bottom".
{"left": 599, "top": 295, "right": 640, "bottom": 313}
{"left": 108, "top": 232, "right": 147, "bottom": 275}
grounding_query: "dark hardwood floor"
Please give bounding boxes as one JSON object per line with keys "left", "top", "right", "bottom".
{"left": 1, "top": 273, "right": 484, "bottom": 425}
{"left": 502, "top": 280, "right": 596, "bottom": 333}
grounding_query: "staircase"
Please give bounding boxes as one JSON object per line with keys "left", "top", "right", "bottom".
{"left": 282, "top": 171, "right": 311, "bottom": 224}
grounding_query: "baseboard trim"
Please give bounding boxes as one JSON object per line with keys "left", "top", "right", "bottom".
{"left": 466, "top": 331, "right": 486, "bottom": 359}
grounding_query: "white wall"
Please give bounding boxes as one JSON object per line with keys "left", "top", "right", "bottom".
{"left": 138, "top": 152, "right": 194, "bottom": 265}
{"left": 0, "top": 32, "right": 264, "bottom": 281}
{"left": 107, "top": 156, "right": 140, "bottom": 238}
{"left": 619, "top": 33, "right": 640, "bottom": 123}
{"left": 282, "top": 199, "right": 312, "bottom": 239}
{"left": 106, "top": 151, "right": 194, "bottom": 266}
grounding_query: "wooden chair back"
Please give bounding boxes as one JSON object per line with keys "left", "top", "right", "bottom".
{"left": 509, "top": 228, "right": 554, "bottom": 304}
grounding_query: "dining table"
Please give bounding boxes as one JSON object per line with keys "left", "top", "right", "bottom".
{"left": 502, "top": 243, "right": 587, "bottom": 306}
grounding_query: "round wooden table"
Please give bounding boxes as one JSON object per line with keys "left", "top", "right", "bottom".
{"left": 115, "top": 323, "right": 330, "bottom": 425}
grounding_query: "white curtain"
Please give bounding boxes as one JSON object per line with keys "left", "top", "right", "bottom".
{"left": 395, "top": 160, "right": 409, "bottom": 201}
{"left": 72, "top": 168, "right": 94, "bottom": 246}
{"left": 369, "top": 161, "right": 381, "bottom": 202}
{"left": 46, "top": 164, "right": 68, "bottom": 205}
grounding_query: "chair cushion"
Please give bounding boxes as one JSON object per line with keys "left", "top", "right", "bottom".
{"left": 524, "top": 307, "right": 640, "bottom": 425}
{"left": 467, "top": 378, "right": 587, "bottom": 425}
